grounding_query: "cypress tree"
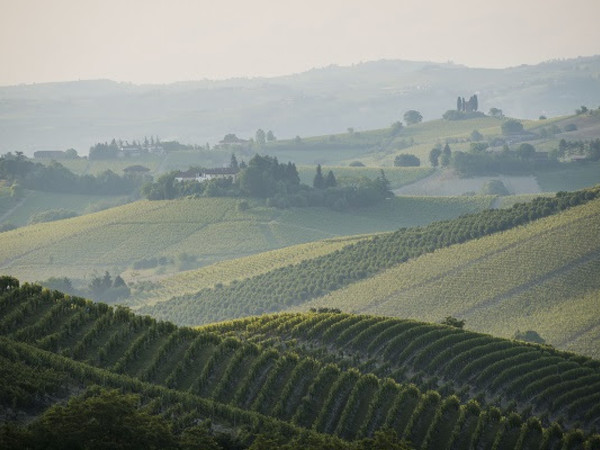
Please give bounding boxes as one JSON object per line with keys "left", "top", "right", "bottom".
{"left": 313, "top": 165, "right": 325, "bottom": 189}
{"left": 325, "top": 170, "right": 337, "bottom": 188}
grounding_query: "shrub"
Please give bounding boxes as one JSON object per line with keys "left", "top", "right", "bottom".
{"left": 394, "top": 154, "right": 420, "bottom": 167}
{"left": 501, "top": 119, "right": 524, "bottom": 135}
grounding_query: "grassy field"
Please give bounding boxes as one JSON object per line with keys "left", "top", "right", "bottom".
{"left": 300, "top": 198, "right": 600, "bottom": 358}
{"left": 263, "top": 116, "right": 504, "bottom": 167}
{"left": 0, "top": 195, "right": 494, "bottom": 284}
{"left": 535, "top": 160, "right": 600, "bottom": 192}
{"left": 0, "top": 189, "right": 132, "bottom": 227}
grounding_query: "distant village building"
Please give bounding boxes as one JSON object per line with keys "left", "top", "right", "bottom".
{"left": 34, "top": 150, "right": 67, "bottom": 159}
{"left": 174, "top": 168, "right": 239, "bottom": 183}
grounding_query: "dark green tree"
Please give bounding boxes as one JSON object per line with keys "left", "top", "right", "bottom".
{"left": 441, "top": 144, "right": 452, "bottom": 167}
{"left": 489, "top": 107, "right": 503, "bottom": 118}
{"left": 313, "top": 164, "right": 325, "bottom": 189}
{"left": 441, "top": 316, "right": 465, "bottom": 328}
{"left": 394, "top": 154, "right": 420, "bottom": 167}
{"left": 471, "top": 94, "right": 478, "bottom": 112}
{"left": 31, "top": 389, "right": 176, "bottom": 449}
{"left": 501, "top": 119, "right": 524, "bottom": 135}
{"left": 230, "top": 153, "right": 239, "bottom": 171}
{"left": 470, "top": 130, "right": 483, "bottom": 141}
{"left": 324, "top": 170, "right": 337, "bottom": 188}
{"left": 517, "top": 143, "right": 536, "bottom": 160}
{"left": 89, "top": 271, "right": 114, "bottom": 298}
{"left": 375, "top": 169, "right": 392, "bottom": 197}
{"left": 404, "top": 110, "right": 423, "bottom": 125}
{"left": 390, "top": 121, "right": 404, "bottom": 135}
{"left": 0, "top": 275, "right": 19, "bottom": 291}
{"left": 429, "top": 147, "right": 442, "bottom": 167}
{"left": 266, "top": 130, "right": 276, "bottom": 141}
{"left": 255, "top": 129, "right": 266, "bottom": 146}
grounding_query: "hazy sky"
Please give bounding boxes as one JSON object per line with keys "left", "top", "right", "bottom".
{"left": 2, "top": 0, "right": 599, "bottom": 85}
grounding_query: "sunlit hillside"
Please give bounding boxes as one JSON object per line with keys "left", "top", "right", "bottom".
{"left": 304, "top": 195, "right": 600, "bottom": 357}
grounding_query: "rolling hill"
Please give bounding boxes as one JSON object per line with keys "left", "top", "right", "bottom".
{"left": 0, "top": 195, "right": 494, "bottom": 285}
{"left": 1, "top": 282, "right": 599, "bottom": 448}
{"left": 3, "top": 56, "right": 599, "bottom": 156}
{"left": 139, "top": 188, "right": 600, "bottom": 332}
{"left": 303, "top": 193, "right": 600, "bottom": 358}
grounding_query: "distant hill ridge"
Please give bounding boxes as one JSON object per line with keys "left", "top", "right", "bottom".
{"left": 2, "top": 55, "right": 599, "bottom": 154}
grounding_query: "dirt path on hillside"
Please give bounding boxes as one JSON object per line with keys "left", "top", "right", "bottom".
{"left": 394, "top": 169, "right": 543, "bottom": 196}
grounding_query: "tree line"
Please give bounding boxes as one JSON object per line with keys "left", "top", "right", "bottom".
{"left": 0, "top": 152, "right": 143, "bottom": 195}
{"left": 142, "top": 154, "right": 393, "bottom": 211}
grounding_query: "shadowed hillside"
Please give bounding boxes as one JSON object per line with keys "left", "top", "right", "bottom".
{"left": 1, "top": 281, "right": 599, "bottom": 447}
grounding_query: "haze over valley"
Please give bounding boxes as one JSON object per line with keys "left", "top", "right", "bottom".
{"left": 2, "top": 1, "right": 600, "bottom": 448}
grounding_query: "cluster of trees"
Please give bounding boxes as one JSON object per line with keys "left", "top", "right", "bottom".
{"left": 0, "top": 153, "right": 143, "bottom": 195}
{"left": 89, "top": 137, "right": 204, "bottom": 159}
{"left": 457, "top": 95, "right": 478, "bottom": 113}
{"left": 238, "top": 154, "right": 300, "bottom": 198}
{"left": 88, "top": 271, "right": 130, "bottom": 302}
{"left": 443, "top": 95, "right": 484, "bottom": 120}
{"left": 143, "top": 187, "right": 600, "bottom": 325}
{"left": 39, "top": 271, "right": 130, "bottom": 303}
{"left": 450, "top": 143, "right": 557, "bottom": 177}
{"left": 143, "top": 154, "right": 392, "bottom": 211}
{"left": 254, "top": 129, "right": 276, "bottom": 146}
{"left": 429, "top": 144, "right": 452, "bottom": 167}
{"left": 558, "top": 138, "right": 600, "bottom": 160}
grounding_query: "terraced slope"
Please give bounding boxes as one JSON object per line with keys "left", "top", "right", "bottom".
{"left": 304, "top": 196, "right": 600, "bottom": 358}
{"left": 0, "top": 195, "right": 493, "bottom": 283}
{"left": 2, "top": 282, "right": 600, "bottom": 448}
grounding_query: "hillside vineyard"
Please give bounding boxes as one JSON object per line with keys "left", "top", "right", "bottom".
{"left": 142, "top": 187, "right": 600, "bottom": 325}
{"left": 1, "top": 283, "right": 600, "bottom": 448}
